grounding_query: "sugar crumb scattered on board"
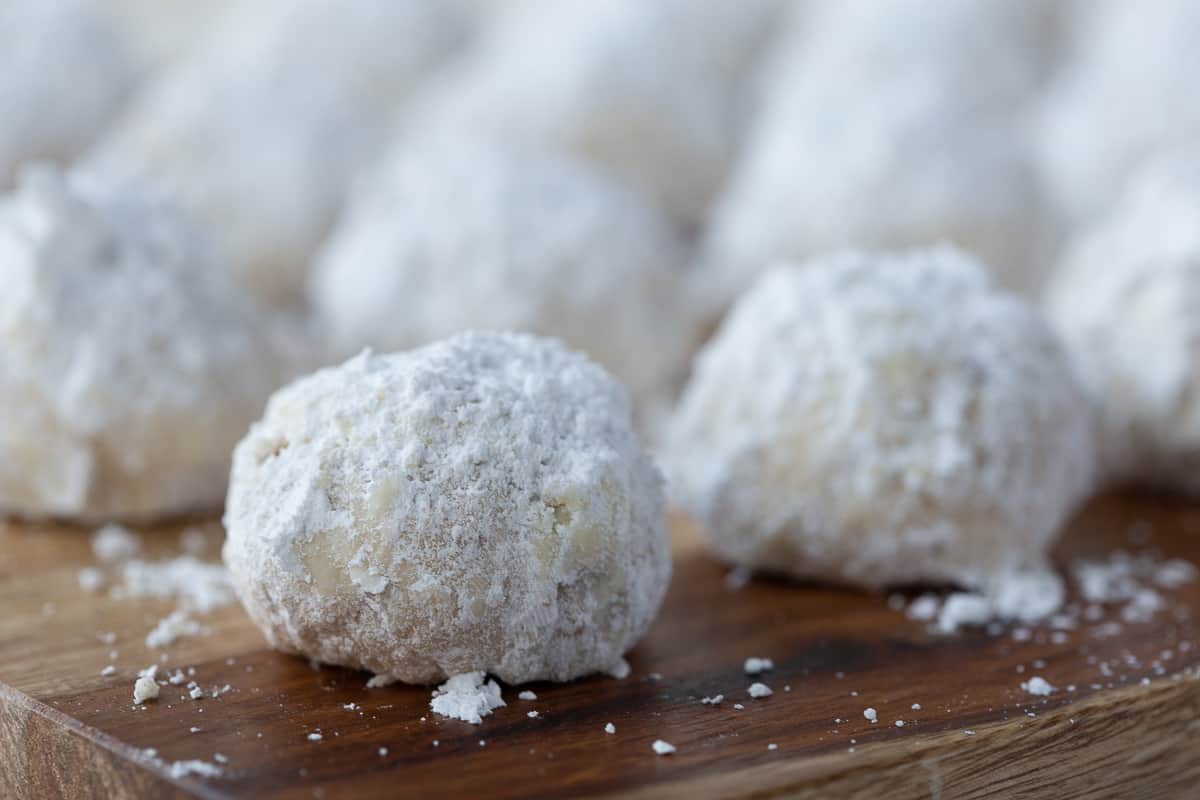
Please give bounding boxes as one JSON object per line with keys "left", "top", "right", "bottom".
{"left": 133, "top": 676, "right": 159, "bottom": 704}
{"left": 429, "top": 672, "right": 505, "bottom": 724}
{"left": 1021, "top": 676, "right": 1055, "bottom": 696}
{"left": 651, "top": 740, "right": 676, "bottom": 756}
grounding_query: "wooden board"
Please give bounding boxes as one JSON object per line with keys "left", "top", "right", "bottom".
{"left": 3, "top": 492, "right": 1200, "bottom": 799}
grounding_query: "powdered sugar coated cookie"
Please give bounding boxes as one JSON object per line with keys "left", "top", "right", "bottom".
{"left": 0, "top": 166, "right": 291, "bottom": 522}
{"left": 223, "top": 331, "right": 670, "bottom": 684}
{"left": 669, "top": 247, "right": 1094, "bottom": 590}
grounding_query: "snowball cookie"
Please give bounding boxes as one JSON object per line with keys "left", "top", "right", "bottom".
{"left": 668, "top": 247, "right": 1095, "bottom": 590}
{"left": 83, "top": 0, "right": 468, "bottom": 307}
{"left": 700, "top": 0, "right": 1051, "bottom": 308}
{"left": 310, "top": 135, "right": 698, "bottom": 424}
{"left": 1045, "top": 148, "right": 1200, "bottom": 494}
{"left": 1035, "top": 0, "right": 1200, "bottom": 223}
{"left": 408, "top": 0, "right": 785, "bottom": 225}
{"left": 0, "top": 166, "right": 291, "bottom": 522}
{"left": 223, "top": 332, "right": 670, "bottom": 685}
{"left": 0, "top": 0, "right": 135, "bottom": 188}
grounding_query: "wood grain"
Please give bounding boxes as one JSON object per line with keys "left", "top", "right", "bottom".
{"left": 2, "top": 493, "right": 1199, "bottom": 799}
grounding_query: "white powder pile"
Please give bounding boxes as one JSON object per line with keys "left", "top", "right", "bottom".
{"left": 86, "top": 530, "right": 235, "bottom": 652}
{"left": 1069, "top": 550, "right": 1196, "bottom": 630}
{"left": 743, "top": 657, "right": 774, "bottom": 675}
{"left": 700, "top": 695, "right": 724, "bottom": 705}
{"left": 1046, "top": 147, "right": 1200, "bottom": 494}
{"left": 429, "top": 672, "right": 505, "bottom": 725}
{"left": 1035, "top": 0, "right": 1200, "bottom": 222}
{"left": 668, "top": 247, "right": 1095, "bottom": 590}
{"left": 115, "top": 556, "right": 235, "bottom": 613}
{"left": 935, "top": 594, "right": 995, "bottom": 634}
{"left": 901, "top": 548, "right": 1196, "bottom": 636}
{"left": 605, "top": 723, "right": 616, "bottom": 735}
{"left": 223, "top": 332, "right": 671, "bottom": 685}
{"left": 864, "top": 708, "right": 878, "bottom": 723}
{"left": 0, "top": 0, "right": 135, "bottom": 188}
{"left": 0, "top": 166, "right": 293, "bottom": 522}
{"left": 409, "top": 0, "right": 785, "bottom": 224}
{"left": 747, "top": 683, "right": 773, "bottom": 699}
{"left": 82, "top": 0, "right": 469, "bottom": 307}
{"left": 310, "top": 134, "right": 698, "bottom": 426}
{"left": 701, "top": 0, "right": 1053, "bottom": 309}
{"left": 651, "top": 740, "right": 676, "bottom": 756}
{"left": 517, "top": 690, "right": 537, "bottom": 701}
{"left": 1021, "top": 676, "right": 1055, "bottom": 697}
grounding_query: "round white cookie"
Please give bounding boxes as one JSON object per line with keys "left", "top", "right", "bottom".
{"left": 701, "top": 0, "right": 1052, "bottom": 311}
{"left": 0, "top": 0, "right": 135, "bottom": 188}
{"left": 83, "top": 0, "right": 468, "bottom": 307}
{"left": 223, "top": 332, "right": 670, "bottom": 685}
{"left": 408, "top": 0, "right": 784, "bottom": 225}
{"left": 310, "top": 134, "right": 698, "bottom": 424}
{"left": 0, "top": 166, "right": 292, "bottom": 522}
{"left": 668, "top": 247, "right": 1095, "bottom": 590}
{"left": 1046, "top": 148, "right": 1200, "bottom": 493}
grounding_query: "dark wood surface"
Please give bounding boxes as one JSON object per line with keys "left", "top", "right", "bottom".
{"left": 2, "top": 493, "right": 1199, "bottom": 799}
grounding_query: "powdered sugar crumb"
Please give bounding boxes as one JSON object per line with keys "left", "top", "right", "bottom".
{"left": 92, "top": 524, "right": 141, "bottom": 563}
{"left": 114, "top": 556, "right": 234, "bottom": 613}
{"left": 1021, "top": 676, "right": 1055, "bottom": 696}
{"left": 146, "top": 610, "right": 202, "bottom": 649}
{"left": 744, "top": 657, "right": 773, "bottom": 675}
{"left": 906, "top": 594, "right": 940, "bottom": 622}
{"left": 429, "top": 672, "right": 505, "bottom": 724}
{"left": 133, "top": 676, "right": 159, "bottom": 704}
{"left": 165, "top": 759, "right": 223, "bottom": 779}
{"left": 747, "top": 682, "right": 772, "bottom": 698}
{"left": 651, "top": 740, "right": 676, "bottom": 756}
